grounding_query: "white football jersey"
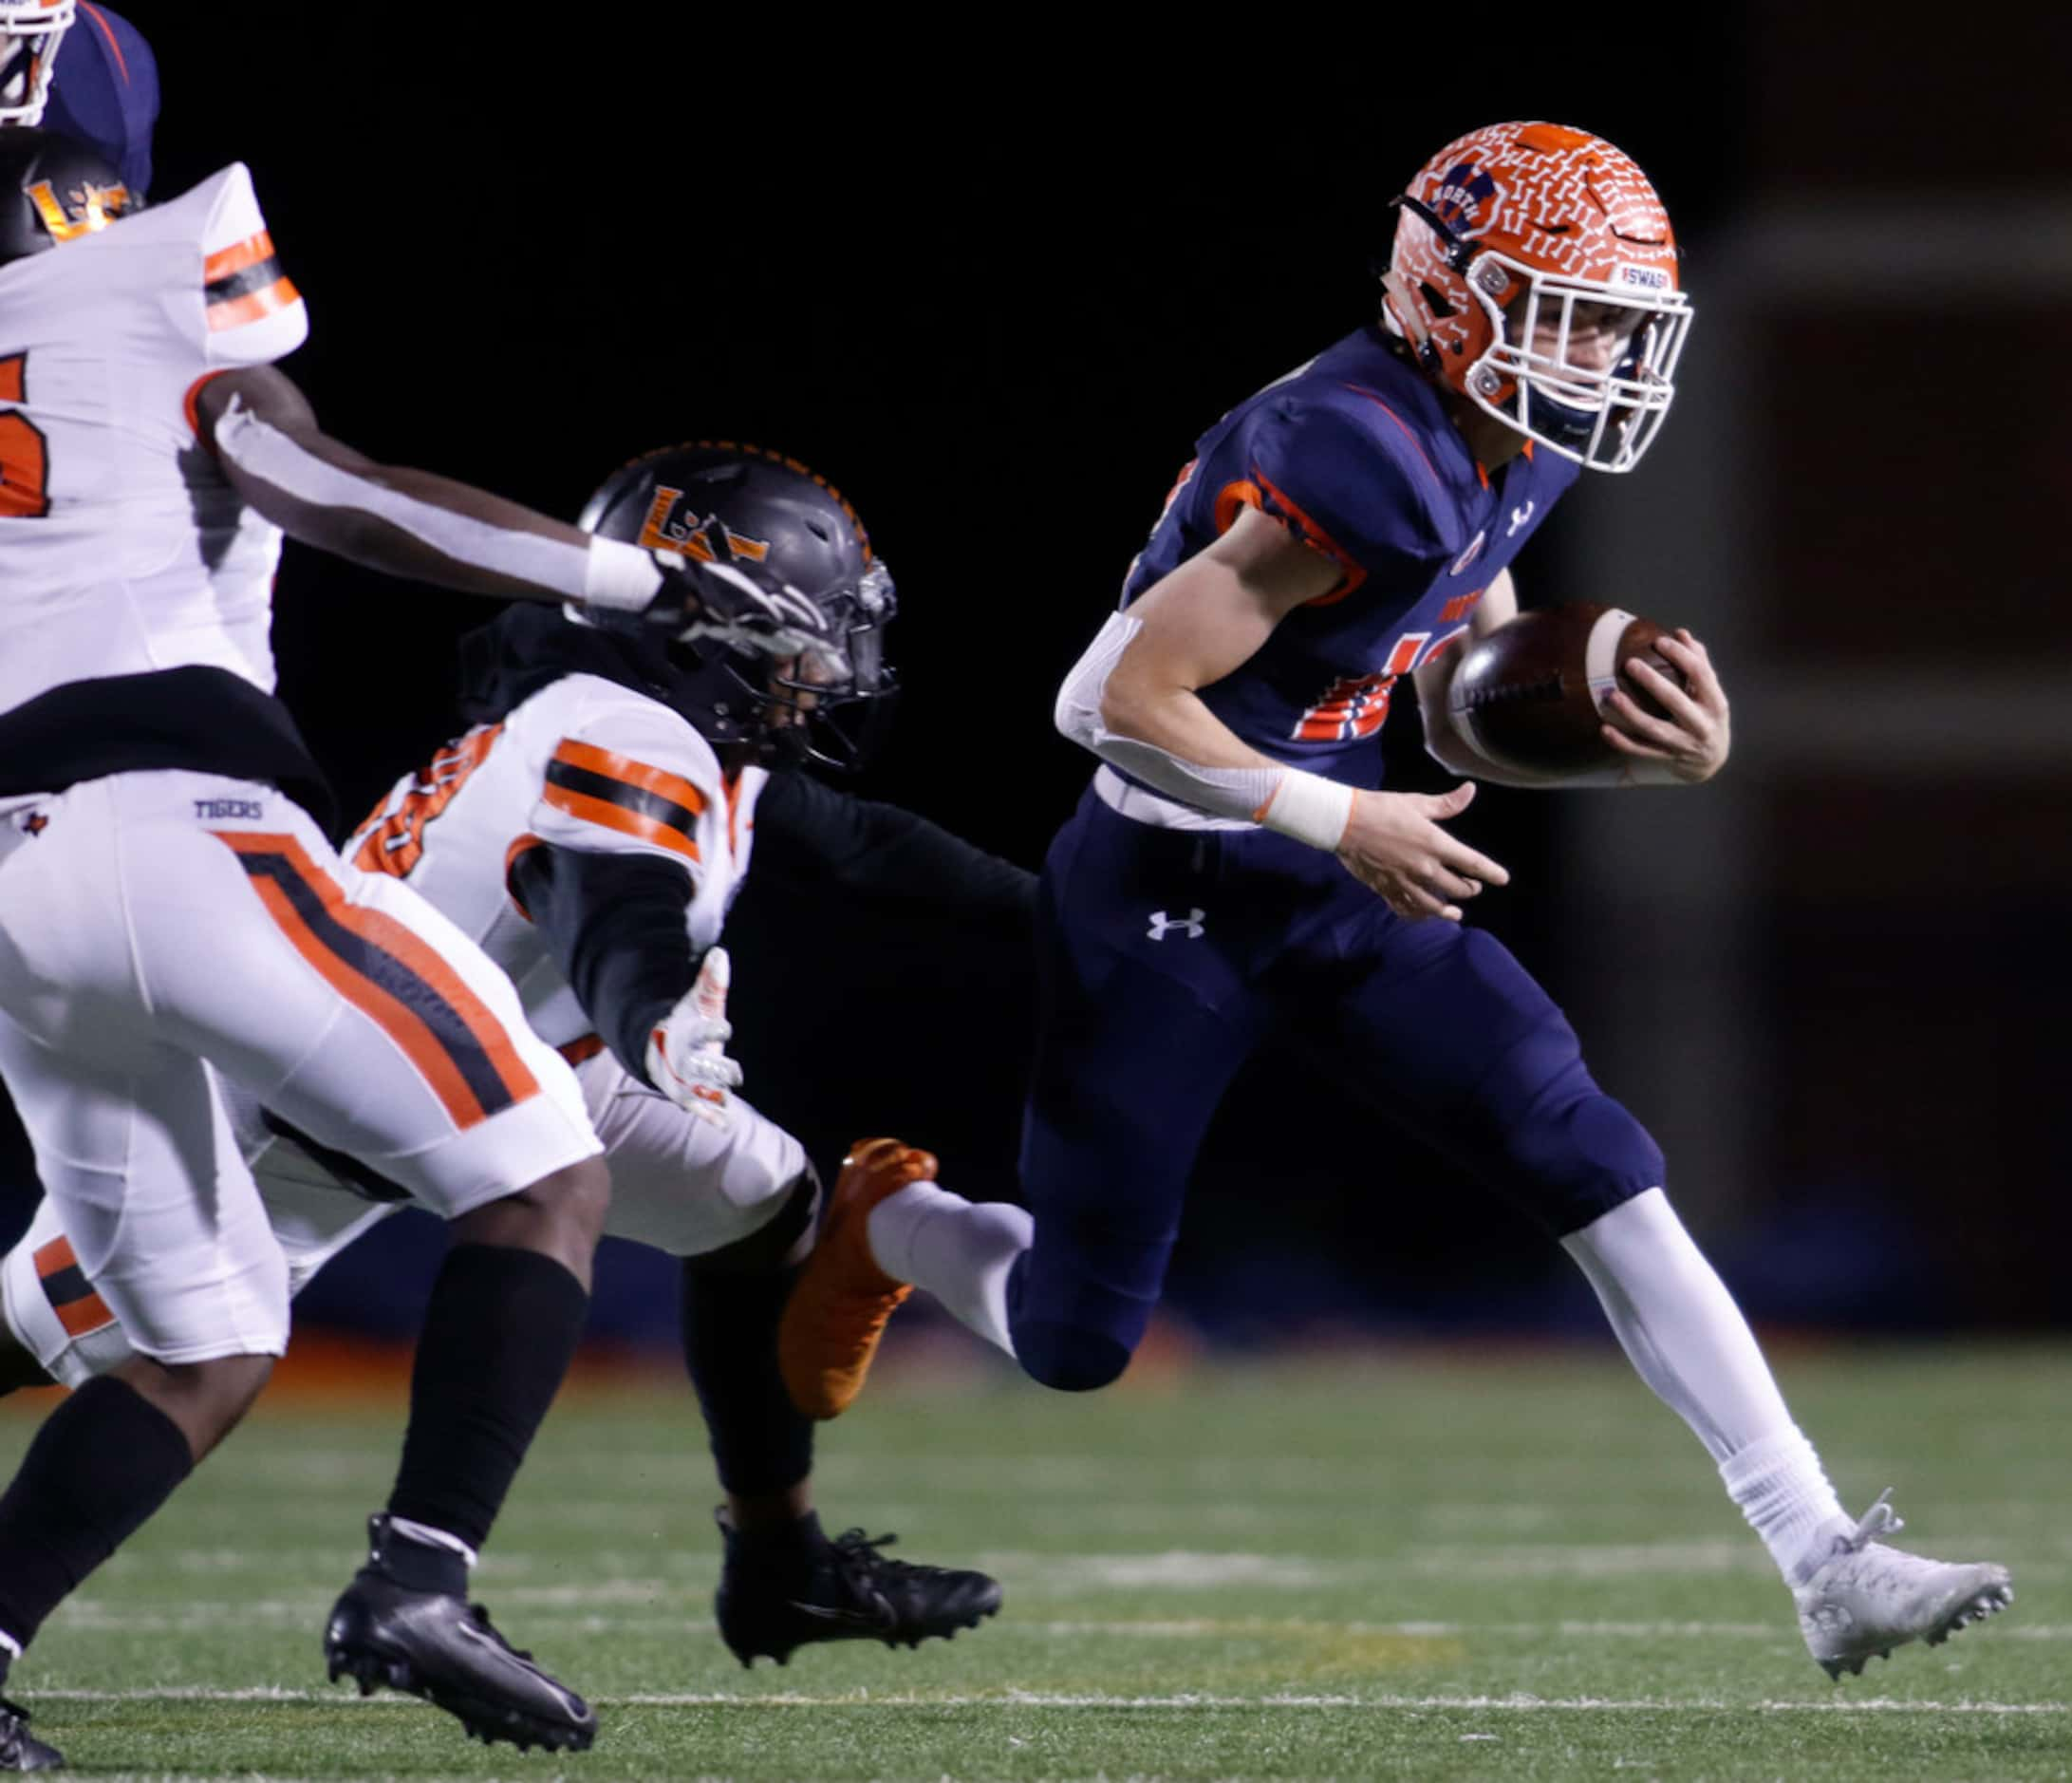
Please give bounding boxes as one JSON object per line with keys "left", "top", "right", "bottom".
{"left": 0, "top": 162, "right": 308, "bottom": 716}
{"left": 347, "top": 672, "right": 767, "bottom": 1048}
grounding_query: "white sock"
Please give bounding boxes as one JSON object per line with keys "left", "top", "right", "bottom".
{"left": 1718, "top": 1427, "right": 1854, "bottom": 1586}
{"left": 1562, "top": 1189, "right": 1848, "bottom": 1584}
{"left": 866, "top": 1180, "right": 1031, "bottom": 1359}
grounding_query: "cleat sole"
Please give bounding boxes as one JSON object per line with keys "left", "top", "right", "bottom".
{"left": 325, "top": 1639, "right": 594, "bottom": 1754}
{"left": 1821, "top": 1585, "right": 2014, "bottom": 1679}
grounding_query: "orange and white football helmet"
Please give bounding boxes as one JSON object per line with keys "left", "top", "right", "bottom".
{"left": 1381, "top": 121, "right": 1693, "bottom": 474}
{"left": 0, "top": 0, "right": 74, "bottom": 127}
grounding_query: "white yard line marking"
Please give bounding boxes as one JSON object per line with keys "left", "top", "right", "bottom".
{"left": 47, "top": 1606, "right": 2072, "bottom": 1641}
{"left": 24, "top": 1687, "right": 2068, "bottom": 1714}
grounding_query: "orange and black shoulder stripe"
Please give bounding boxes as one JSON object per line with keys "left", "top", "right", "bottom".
{"left": 1251, "top": 464, "right": 1368, "bottom": 607}
{"left": 215, "top": 832, "right": 537, "bottom": 1130}
{"left": 543, "top": 740, "right": 704, "bottom": 864}
{"left": 34, "top": 1234, "right": 116, "bottom": 1341}
{"left": 204, "top": 230, "right": 300, "bottom": 332}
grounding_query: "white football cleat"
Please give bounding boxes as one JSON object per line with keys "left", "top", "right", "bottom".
{"left": 1794, "top": 1490, "right": 2013, "bottom": 1680}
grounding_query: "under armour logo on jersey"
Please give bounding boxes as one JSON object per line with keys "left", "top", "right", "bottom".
{"left": 1147, "top": 908, "right": 1205, "bottom": 941}
{"left": 18, "top": 811, "right": 47, "bottom": 837}
{"left": 1506, "top": 499, "right": 1536, "bottom": 536}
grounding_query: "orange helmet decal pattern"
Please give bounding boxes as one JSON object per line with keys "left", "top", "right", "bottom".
{"left": 1388, "top": 122, "right": 1677, "bottom": 378}
{"left": 1382, "top": 122, "right": 1694, "bottom": 474}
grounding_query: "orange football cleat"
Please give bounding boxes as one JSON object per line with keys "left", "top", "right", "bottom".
{"left": 779, "top": 1137, "right": 934, "bottom": 1419}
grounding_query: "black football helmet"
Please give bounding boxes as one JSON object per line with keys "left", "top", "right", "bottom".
{"left": 0, "top": 124, "right": 132, "bottom": 265}
{"left": 580, "top": 441, "right": 897, "bottom": 773}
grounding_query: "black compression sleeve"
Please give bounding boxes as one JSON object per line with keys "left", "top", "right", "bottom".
{"left": 509, "top": 841, "right": 700, "bottom": 1086}
{"left": 753, "top": 770, "right": 1036, "bottom": 925}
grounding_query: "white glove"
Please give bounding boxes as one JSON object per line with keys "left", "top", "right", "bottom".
{"left": 644, "top": 946, "right": 742, "bottom": 1126}
{"left": 652, "top": 554, "right": 849, "bottom": 675}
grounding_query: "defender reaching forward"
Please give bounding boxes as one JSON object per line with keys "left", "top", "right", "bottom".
{"left": 0, "top": 95, "right": 817, "bottom": 1771}
{"left": 1, "top": 443, "right": 1014, "bottom": 1673}
{"left": 780, "top": 122, "right": 2014, "bottom": 1680}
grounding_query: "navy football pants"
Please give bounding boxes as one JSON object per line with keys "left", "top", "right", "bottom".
{"left": 1007, "top": 786, "right": 1665, "bottom": 1392}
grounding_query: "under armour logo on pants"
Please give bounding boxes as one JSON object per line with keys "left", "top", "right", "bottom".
{"left": 1147, "top": 908, "right": 1205, "bottom": 941}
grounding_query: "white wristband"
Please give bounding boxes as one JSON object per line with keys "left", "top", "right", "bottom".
{"left": 1258, "top": 769, "right": 1354, "bottom": 851}
{"left": 581, "top": 535, "right": 666, "bottom": 613}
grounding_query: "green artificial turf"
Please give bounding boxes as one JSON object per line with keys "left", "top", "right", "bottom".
{"left": 2, "top": 1342, "right": 2063, "bottom": 1779}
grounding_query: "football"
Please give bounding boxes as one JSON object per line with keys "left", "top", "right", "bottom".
{"left": 1446, "top": 602, "right": 1683, "bottom": 777}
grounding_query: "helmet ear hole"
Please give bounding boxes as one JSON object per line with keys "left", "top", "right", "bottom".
{"left": 1418, "top": 280, "right": 1455, "bottom": 319}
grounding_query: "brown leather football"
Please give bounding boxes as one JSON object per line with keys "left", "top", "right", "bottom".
{"left": 1446, "top": 603, "right": 1680, "bottom": 776}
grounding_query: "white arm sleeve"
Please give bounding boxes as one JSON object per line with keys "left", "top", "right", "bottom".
{"left": 1053, "top": 611, "right": 1353, "bottom": 850}
{"left": 212, "top": 397, "right": 663, "bottom": 610}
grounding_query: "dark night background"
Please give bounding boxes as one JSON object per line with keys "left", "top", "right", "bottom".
{"left": 6, "top": 10, "right": 2069, "bottom": 1352}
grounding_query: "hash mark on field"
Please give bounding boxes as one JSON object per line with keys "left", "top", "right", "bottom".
{"left": 26, "top": 1687, "right": 2069, "bottom": 1715}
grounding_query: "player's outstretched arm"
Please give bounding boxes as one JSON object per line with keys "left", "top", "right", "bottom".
{"left": 190, "top": 367, "right": 837, "bottom": 662}
{"left": 193, "top": 366, "right": 660, "bottom": 606}
{"left": 1055, "top": 507, "right": 1507, "bottom": 922}
{"left": 752, "top": 772, "right": 1036, "bottom": 928}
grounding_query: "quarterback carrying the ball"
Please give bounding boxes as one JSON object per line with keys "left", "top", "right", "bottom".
{"left": 780, "top": 121, "right": 2016, "bottom": 1682}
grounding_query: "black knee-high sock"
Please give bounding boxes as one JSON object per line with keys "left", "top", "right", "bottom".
{"left": 681, "top": 1257, "right": 814, "bottom": 1499}
{"left": 0, "top": 1377, "right": 194, "bottom": 1652}
{"left": 386, "top": 1244, "right": 588, "bottom": 1553}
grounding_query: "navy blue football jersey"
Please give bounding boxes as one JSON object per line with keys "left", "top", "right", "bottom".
{"left": 1120, "top": 327, "right": 1579, "bottom": 788}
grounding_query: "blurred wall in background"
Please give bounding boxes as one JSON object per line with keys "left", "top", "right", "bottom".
{"left": 1565, "top": 7, "right": 2072, "bottom": 1327}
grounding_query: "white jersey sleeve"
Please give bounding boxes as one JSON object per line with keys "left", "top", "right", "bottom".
{"left": 195, "top": 162, "right": 309, "bottom": 368}
{"left": 522, "top": 680, "right": 756, "bottom": 953}
{"left": 0, "top": 162, "right": 308, "bottom": 715}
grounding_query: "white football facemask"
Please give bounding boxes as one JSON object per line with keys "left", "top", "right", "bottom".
{"left": 0, "top": 1, "right": 76, "bottom": 128}
{"left": 1458, "top": 252, "right": 1695, "bottom": 475}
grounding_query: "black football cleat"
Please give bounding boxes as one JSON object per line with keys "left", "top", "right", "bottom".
{"left": 714, "top": 1507, "right": 1002, "bottom": 1667}
{"left": 324, "top": 1515, "right": 595, "bottom": 1754}
{"left": 0, "top": 1698, "right": 59, "bottom": 1772}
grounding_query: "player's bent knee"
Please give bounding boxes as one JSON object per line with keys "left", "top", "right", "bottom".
{"left": 686, "top": 1165, "right": 820, "bottom": 1276}
{"left": 556, "top": 1154, "right": 613, "bottom": 1243}
{"left": 1014, "top": 1321, "right": 1134, "bottom": 1394}
{"left": 499, "top": 1155, "right": 612, "bottom": 1241}
{"left": 114, "top": 1350, "right": 276, "bottom": 1461}
{"left": 1521, "top": 1091, "right": 1667, "bottom": 1236}
{"left": 451, "top": 1154, "right": 611, "bottom": 1284}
